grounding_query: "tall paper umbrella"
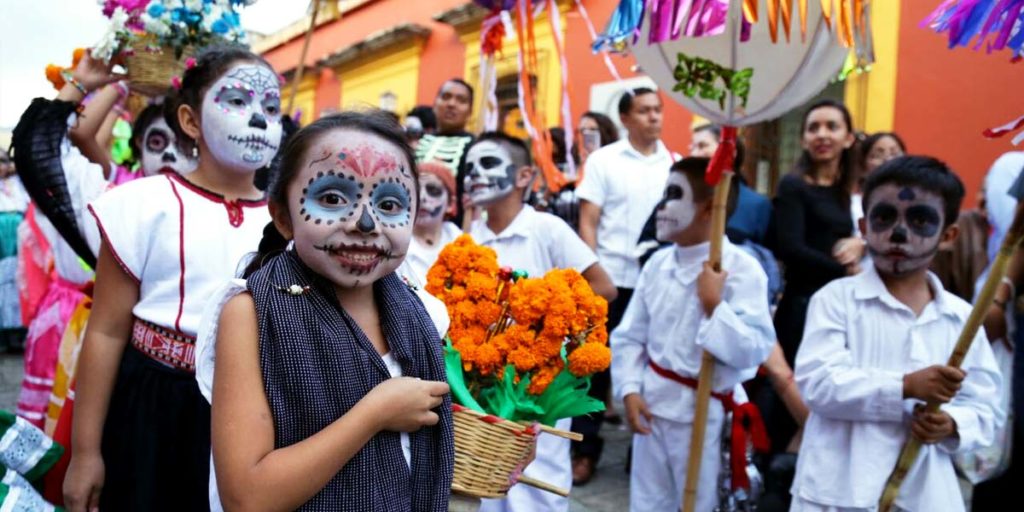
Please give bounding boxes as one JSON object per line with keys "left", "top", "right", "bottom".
{"left": 629, "top": 0, "right": 850, "bottom": 127}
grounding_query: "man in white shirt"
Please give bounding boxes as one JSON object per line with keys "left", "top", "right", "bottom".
{"left": 573, "top": 87, "right": 675, "bottom": 482}
{"left": 465, "top": 132, "right": 616, "bottom": 512}
{"left": 792, "top": 157, "right": 1004, "bottom": 512}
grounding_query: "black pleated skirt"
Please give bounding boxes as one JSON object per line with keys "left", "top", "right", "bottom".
{"left": 100, "top": 345, "right": 211, "bottom": 512}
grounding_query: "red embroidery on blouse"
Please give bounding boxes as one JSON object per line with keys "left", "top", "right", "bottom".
{"left": 225, "top": 200, "right": 244, "bottom": 228}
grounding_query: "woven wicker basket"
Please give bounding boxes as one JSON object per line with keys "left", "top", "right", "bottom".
{"left": 125, "top": 36, "right": 193, "bottom": 97}
{"left": 450, "top": 405, "right": 581, "bottom": 499}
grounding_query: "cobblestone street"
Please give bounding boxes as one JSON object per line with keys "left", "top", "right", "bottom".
{"left": 0, "top": 353, "right": 632, "bottom": 511}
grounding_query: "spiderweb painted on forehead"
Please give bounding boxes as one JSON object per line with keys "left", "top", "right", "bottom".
{"left": 226, "top": 66, "right": 279, "bottom": 93}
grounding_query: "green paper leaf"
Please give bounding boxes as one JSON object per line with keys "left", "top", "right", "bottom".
{"left": 444, "top": 339, "right": 485, "bottom": 413}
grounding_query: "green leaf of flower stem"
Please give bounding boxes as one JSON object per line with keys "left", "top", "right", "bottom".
{"left": 443, "top": 339, "right": 485, "bottom": 413}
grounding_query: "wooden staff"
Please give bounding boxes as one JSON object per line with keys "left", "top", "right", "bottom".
{"left": 879, "top": 201, "right": 1024, "bottom": 511}
{"left": 285, "top": 0, "right": 323, "bottom": 116}
{"left": 682, "top": 170, "right": 734, "bottom": 512}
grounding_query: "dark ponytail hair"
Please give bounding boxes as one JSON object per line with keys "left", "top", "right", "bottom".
{"left": 165, "top": 44, "right": 276, "bottom": 156}
{"left": 795, "top": 98, "right": 856, "bottom": 206}
{"left": 242, "top": 110, "right": 420, "bottom": 278}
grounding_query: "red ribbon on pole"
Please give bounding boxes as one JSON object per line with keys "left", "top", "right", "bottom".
{"left": 705, "top": 125, "right": 738, "bottom": 186}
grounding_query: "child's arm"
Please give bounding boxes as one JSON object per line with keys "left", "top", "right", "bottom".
{"left": 63, "top": 244, "right": 139, "bottom": 512}
{"left": 795, "top": 287, "right": 906, "bottom": 422}
{"left": 611, "top": 269, "right": 652, "bottom": 434}
{"left": 212, "top": 293, "right": 450, "bottom": 512}
{"left": 68, "top": 84, "right": 123, "bottom": 177}
{"left": 581, "top": 262, "right": 617, "bottom": 302}
{"left": 695, "top": 260, "right": 775, "bottom": 371}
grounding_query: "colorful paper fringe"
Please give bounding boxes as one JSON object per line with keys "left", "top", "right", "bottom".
{"left": 595, "top": 0, "right": 874, "bottom": 66}
{"left": 983, "top": 114, "right": 1024, "bottom": 145}
{"left": 923, "top": 0, "right": 1024, "bottom": 60}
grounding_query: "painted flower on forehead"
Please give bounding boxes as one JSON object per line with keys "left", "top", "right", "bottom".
{"left": 336, "top": 143, "right": 405, "bottom": 178}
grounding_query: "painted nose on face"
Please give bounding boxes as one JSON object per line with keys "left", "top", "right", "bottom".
{"left": 249, "top": 113, "right": 268, "bottom": 129}
{"left": 890, "top": 225, "right": 908, "bottom": 244}
{"left": 162, "top": 152, "right": 177, "bottom": 163}
{"left": 356, "top": 205, "right": 376, "bottom": 234}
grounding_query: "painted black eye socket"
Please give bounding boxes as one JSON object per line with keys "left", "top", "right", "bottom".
{"left": 905, "top": 205, "right": 941, "bottom": 237}
{"left": 480, "top": 156, "right": 504, "bottom": 169}
{"left": 146, "top": 131, "right": 169, "bottom": 152}
{"left": 868, "top": 203, "right": 899, "bottom": 230}
{"left": 424, "top": 183, "right": 445, "bottom": 198}
{"left": 664, "top": 185, "right": 684, "bottom": 201}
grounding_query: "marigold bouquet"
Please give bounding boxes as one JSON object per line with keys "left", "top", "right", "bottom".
{"left": 426, "top": 235, "right": 611, "bottom": 426}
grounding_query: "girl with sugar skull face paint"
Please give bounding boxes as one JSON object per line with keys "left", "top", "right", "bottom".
{"left": 137, "top": 109, "right": 198, "bottom": 177}
{"left": 60, "top": 47, "right": 283, "bottom": 511}
{"left": 397, "top": 161, "right": 462, "bottom": 286}
{"left": 198, "top": 112, "right": 455, "bottom": 511}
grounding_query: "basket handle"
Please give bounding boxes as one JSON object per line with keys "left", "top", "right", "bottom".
{"left": 537, "top": 424, "right": 583, "bottom": 442}
{"left": 516, "top": 475, "right": 571, "bottom": 497}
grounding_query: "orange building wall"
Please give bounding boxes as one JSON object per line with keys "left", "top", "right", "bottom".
{"left": 893, "top": 2, "right": 1024, "bottom": 205}
{"left": 564, "top": 0, "right": 693, "bottom": 155}
{"left": 417, "top": 21, "right": 467, "bottom": 106}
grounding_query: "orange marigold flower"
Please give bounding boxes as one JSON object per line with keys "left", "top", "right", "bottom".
{"left": 527, "top": 363, "right": 563, "bottom": 395}
{"left": 474, "top": 343, "right": 504, "bottom": 376}
{"left": 508, "top": 347, "right": 541, "bottom": 372}
{"left": 568, "top": 343, "right": 612, "bottom": 377}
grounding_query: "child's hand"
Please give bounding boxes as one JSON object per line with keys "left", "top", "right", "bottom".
{"left": 832, "top": 237, "right": 866, "bottom": 266}
{"left": 366, "top": 377, "right": 450, "bottom": 432}
{"left": 72, "top": 50, "right": 126, "bottom": 94}
{"left": 903, "top": 365, "right": 965, "bottom": 403}
{"left": 911, "top": 405, "right": 958, "bottom": 444}
{"left": 624, "top": 393, "right": 653, "bottom": 435}
{"left": 697, "top": 261, "right": 727, "bottom": 317}
{"left": 64, "top": 451, "right": 105, "bottom": 512}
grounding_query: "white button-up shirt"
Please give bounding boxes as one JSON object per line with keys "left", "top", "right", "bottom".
{"left": 792, "top": 265, "right": 1004, "bottom": 511}
{"left": 576, "top": 138, "right": 674, "bottom": 289}
{"left": 469, "top": 206, "right": 597, "bottom": 278}
{"left": 611, "top": 241, "right": 775, "bottom": 424}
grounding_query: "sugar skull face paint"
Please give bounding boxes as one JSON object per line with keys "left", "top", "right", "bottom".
{"left": 655, "top": 172, "right": 696, "bottom": 242}
{"left": 200, "top": 64, "right": 282, "bottom": 173}
{"left": 416, "top": 172, "right": 449, "bottom": 229}
{"left": 864, "top": 184, "right": 945, "bottom": 276}
{"left": 140, "top": 118, "right": 197, "bottom": 177}
{"left": 464, "top": 140, "right": 517, "bottom": 206}
{"left": 289, "top": 130, "right": 415, "bottom": 289}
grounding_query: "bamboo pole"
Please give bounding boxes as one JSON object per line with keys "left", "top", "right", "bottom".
{"left": 681, "top": 170, "right": 734, "bottom": 512}
{"left": 285, "top": 0, "right": 322, "bottom": 117}
{"left": 879, "top": 202, "right": 1024, "bottom": 511}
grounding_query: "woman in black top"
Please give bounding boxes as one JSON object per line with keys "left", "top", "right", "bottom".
{"left": 774, "top": 99, "right": 862, "bottom": 364}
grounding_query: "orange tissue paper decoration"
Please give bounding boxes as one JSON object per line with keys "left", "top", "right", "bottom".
{"left": 46, "top": 48, "right": 87, "bottom": 91}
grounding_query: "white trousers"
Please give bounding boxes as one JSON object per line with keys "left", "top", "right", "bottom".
{"left": 479, "top": 417, "right": 573, "bottom": 512}
{"left": 789, "top": 496, "right": 909, "bottom": 512}
{"left": 629, "top": 415, "right": 722, "bottom": 512}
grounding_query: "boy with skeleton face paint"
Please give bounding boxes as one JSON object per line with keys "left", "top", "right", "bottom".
{"left": 465, "top": 133, "right": 617, "bottom": 512}
{"left": 790, "top": 156, "right": 1004, "bottom": 512}
{"left": 612, "top": 157, "right": 774, "bottom": 512}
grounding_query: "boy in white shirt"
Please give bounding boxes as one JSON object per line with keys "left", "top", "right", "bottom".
{"left": 611, "top": 157, "right": 775, "bottom": 512}
{"left": 791, "top": 156, "right": 1004, "bottom": 512}
{"left": 465, "top": 132, "right": 616, "bottom": 512}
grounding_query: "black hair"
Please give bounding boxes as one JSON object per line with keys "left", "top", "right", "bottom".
{"left": 795, "top": 98, "right": 857, "bottom": 206}
{"left": 129, "top": 104, "right": 167, "bottom": 166}
{"left": 165, "top": 44, "right": 276, "bottom": 156}
{"left": 618, "top": 87, "right": 659, "bottom": 116}
{"left": 242, "top": 110, "right": 419, "bottom": 278}
{"left": 438, "top": 78, "right": 475, "bottom": 107}
{"left": 549, "top": 127, "right": 569, "bottom": 166}
{"left": 669, "top": 157, "right": 740, "bottom": 217}
{"left": 860, "top": 132, "right": 907, "bottom": 162}
{"left": 861, "top": 155, "right": 965, "bottom": 229}
{"left": 692, "top": 123, "right": 746, "bottom": 172}
{"left": 580, "top": 111, "right": 619, "bottom": 146}
{"left": 468, "top": 131, "right": 532, "bottom": 169}
{"left": 407, "top": 105, "right": 437, "bottom": 132}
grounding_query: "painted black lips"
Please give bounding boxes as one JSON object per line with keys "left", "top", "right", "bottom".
{"left": 228, "top": 134, "right": 279, "bottom": 151}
